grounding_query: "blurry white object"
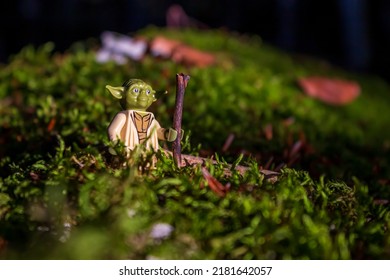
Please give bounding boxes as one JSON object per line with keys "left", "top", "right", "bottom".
{"left": 96, "top": 31, "right": 147, "bottom": 64}
{"left": 150, "top": 223, "right": 174, "bottom": 240}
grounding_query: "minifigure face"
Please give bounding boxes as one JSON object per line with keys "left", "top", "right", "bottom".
{"left": 124, "top": 81, "right": 156, "bottom": 110}
{"left": 106, "top": 79, "right": 157, "bottom": 111}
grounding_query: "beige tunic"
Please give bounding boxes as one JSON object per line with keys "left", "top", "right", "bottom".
{"left": 108, "top": 110, "right": 162, "bottom": 152}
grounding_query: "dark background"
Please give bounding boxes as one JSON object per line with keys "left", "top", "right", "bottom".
{"left": 1, "top": 0, "right": 390, "bottom": 81}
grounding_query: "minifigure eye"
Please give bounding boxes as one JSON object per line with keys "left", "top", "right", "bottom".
{"left": 146, "top": 89, "right": 151, "bottom": 95}
{"left": 133, "top": 88, "right": 139, "bottom": 93}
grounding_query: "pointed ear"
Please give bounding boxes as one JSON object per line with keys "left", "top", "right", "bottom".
{"left": 106, "top": 85, "right": 124, "bottom": 99}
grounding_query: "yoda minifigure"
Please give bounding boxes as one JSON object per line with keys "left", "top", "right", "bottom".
{"left": 107, "top": 79, "right": 178, "bottom": 156}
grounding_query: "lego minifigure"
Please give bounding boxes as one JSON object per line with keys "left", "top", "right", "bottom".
{"left": 107, "top": 79, "right": 177, "bottom": 156}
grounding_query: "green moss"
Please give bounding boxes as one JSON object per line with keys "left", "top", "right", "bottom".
{"left": 0, "top": 27, "right": 389, "bottom": 259}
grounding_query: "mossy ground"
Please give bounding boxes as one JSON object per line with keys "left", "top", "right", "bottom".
{"left": 0, "top": 27, "right": 389, "bottom": 259}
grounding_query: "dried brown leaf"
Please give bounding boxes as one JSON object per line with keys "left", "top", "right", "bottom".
{"left": 264, "top": 124, "right": 273, "bottom": 140}
{"left": 201, "top": 167, "right": 227, "bottom": 197}
{"left": 298, "top": 76, "right": 360, "bottom": 105}
{"left": 172, "top": 45, "right": 215, "bottom": 67}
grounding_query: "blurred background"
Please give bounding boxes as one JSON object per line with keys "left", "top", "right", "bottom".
{"left": 1, "top": 0, "right": 390, "bottom": 81}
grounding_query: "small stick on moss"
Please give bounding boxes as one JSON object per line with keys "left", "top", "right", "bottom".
{"left": 162, "top": 150, "right": 279, "bottom": 182}
{"left": 172, "top": 73, "right": 190, "bottom": 167}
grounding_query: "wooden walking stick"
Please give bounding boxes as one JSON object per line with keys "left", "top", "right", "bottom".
{"left": 172, "top": 73, "right": 190, "bottom": 167}
{"left": 169, "top": 73, "right": 278, "bottom": 182}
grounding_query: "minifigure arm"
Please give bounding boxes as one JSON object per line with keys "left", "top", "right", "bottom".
{"left": 157, "top": 128, "right": 168, "bottom": 141}
{"left": 108, "top": 112, "right": 126, "bottom": 142}
{"left": 156, "top": 121, "right": 167, "bottom": 141}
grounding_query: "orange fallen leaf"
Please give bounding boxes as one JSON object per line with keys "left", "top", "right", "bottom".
{"left": 172, "top": 44, "right": 215, "bottom": 67}
{"left": 298, "top": 76, "right": 360, "bottom": 105}
{"left": 150, "top": 36, "right": 182, "bottom": 58}
{"left": 47, "top": 118, "right": 56, "bottom": 132}
{"left": 150, "top": 36, "right": 215, "bottom": 67}
{"left": 264, "top": 124, "right": 273, "bottom": 140}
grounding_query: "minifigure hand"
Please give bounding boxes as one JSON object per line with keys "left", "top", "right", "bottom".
{"left": 165, "top": 128, "right": 178, "bottom": 142}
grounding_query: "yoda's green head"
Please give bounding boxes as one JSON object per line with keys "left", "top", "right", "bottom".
{"left": 106, "top": 79, "right": 157, "bottom": 111}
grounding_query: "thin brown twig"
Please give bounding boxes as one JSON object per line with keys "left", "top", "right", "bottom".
{"left": 172, "top": 73, "right": 190, "bottom": 167}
